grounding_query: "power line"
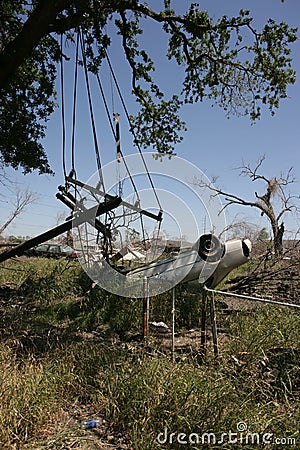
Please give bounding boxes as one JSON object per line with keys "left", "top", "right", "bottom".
{"left": 60, "top": 33, "right": 67, "bottom": 179}
{"left": 105, "top": 50, "right": 163, "bottom": 212}
{"left": 71, "top": 30, "right": 80, "bottom": 174}
{"left": 79, "top": 29, "right": 105, "bottom": 191}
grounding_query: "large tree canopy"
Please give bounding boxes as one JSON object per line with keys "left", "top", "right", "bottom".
{"left": 0, "top": 0, "right": 297, "bottom": 174}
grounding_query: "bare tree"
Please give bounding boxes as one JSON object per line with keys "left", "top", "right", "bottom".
{"left": 198, "top": 156, "right": 299, "bottom": 256}
{"left": 0, "top": 186, "right": 38, "bottom": 235}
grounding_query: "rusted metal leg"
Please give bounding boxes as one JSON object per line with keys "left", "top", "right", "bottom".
{"left": 171, "top": 287, "right": 175, "bottom": 363}
{"left": 143, "top": 277, "right": 149, "bottom": 340}
{"left": 210, "top": 292, "right": 219, "bottom": 358}
{"left": 200, "top": 289, "right": 208, "bottom": 356}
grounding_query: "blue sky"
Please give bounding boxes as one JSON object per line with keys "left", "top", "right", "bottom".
{"left": 0, "top": 0, "right": 299, "bottom": 241}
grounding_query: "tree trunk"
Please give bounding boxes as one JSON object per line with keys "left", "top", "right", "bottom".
{"left": 0, "top": 0, "right": 71, "bottom": 89}
{"left": 273, "top": 223, "right": 284, "bottom": 256}
{"left": 0, "top": 214, "right": 18, "bottom": 235}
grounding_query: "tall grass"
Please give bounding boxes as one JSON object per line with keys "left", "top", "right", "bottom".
{"left": 0, "top": 342, "right": 74, "bottom": 448}
{"left": 0, "top": 258, "right": 299, "bottom": 449}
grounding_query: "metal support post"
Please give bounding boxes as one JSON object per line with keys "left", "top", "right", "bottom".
{"left": 210, "top": 291, "right": 219, "bottom": 358}
{"left": 143, "top": 277, "right": 149, "bottom": 340}
{"left": 171, "top": 286, "right": 176, "bottom": 363}
{"left": 200, "top": 288, "right": 208, "bottom": 356}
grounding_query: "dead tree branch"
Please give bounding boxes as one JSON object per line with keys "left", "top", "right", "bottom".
{"left": 0, "top": 187, "right": 38, "bottom": 235}
{"left": 195, "top": 156, "right": 299, "bottom": 256}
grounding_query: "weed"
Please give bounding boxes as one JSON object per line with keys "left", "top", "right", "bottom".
{"left": 0, "top": 258, "right": 299, "bottom": 449}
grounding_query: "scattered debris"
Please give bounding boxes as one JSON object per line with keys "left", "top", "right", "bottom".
{"left": 82, "top": 419, "right": 100, "bottom": 430}
{"left": 149, "top": 321, "right": 171, "bottom": 334}
{"left": 226, "top": 251, "right": 300, "bottom": 304}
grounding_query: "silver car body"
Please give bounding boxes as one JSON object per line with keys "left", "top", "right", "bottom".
{"left": 127, "top": 235, "right": 251, "bottom": 288}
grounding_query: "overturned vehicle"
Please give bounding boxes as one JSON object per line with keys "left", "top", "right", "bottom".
{"left": 126, "top": 233, "right": 251, "bottom": 290}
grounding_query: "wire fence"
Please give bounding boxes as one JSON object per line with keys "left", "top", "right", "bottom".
{"left": 204, "top": 286, "right": 300, "bottom": 310}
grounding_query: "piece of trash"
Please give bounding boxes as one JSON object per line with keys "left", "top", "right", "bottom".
{"left": 82, "top": 419, "right": 100, "bottom": 430}
{"left": 149, "top": 321, "right": 171, "bottom": 333}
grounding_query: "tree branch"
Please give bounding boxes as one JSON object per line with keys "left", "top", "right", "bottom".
{"left": 0, "top": 0, "right": 71, "bottom": 89}
{"left": 0, "top": 187, "right": 38, "bottom": 235}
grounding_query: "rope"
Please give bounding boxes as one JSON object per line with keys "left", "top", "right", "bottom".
{"left": 79, "top": 29, "right": 105, "bottom": 191}
{"left": 60, "top": 34, "right": 67, "bottom": 179}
